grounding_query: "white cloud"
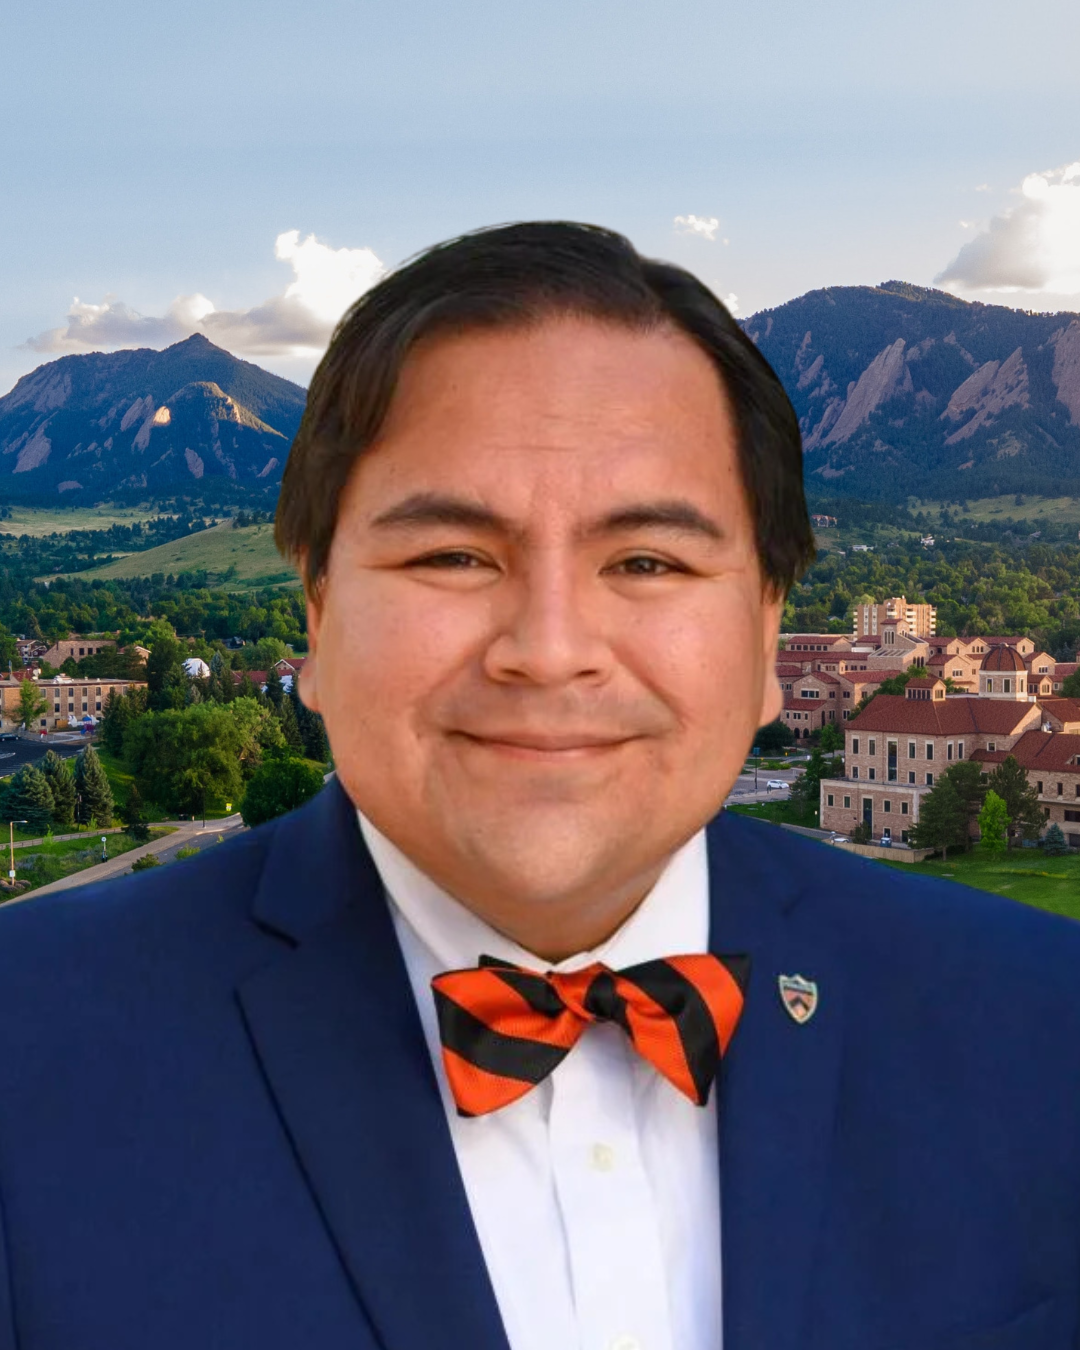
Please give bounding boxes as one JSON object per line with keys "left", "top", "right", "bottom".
{"left": 936, "top": 161, "right": 1080, "bottom": 295}
{"left": 722, "top": 293, "right": 739, "bottom": 314}
{"left": 673, "top": 214, "right": 721, "bottom": 241}
{"left": 25, "top": 231, "right": 386, "bottom": 360}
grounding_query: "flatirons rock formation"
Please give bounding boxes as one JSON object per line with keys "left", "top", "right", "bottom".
{"left": 0, "top": 335, "right": 306, "bottom": 498}
{"left": 743, "top": 282, "right": 1080, "bottom": 502}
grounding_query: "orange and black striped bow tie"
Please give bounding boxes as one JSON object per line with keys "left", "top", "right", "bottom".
{"left": 431, "top": 952, "right": 750, "bottom": 1117}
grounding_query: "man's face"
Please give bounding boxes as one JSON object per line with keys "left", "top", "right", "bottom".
{"left": 302, "top": 316, "right": 783, "bottom": 942}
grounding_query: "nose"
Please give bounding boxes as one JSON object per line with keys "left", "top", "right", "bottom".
{"left": 481, "top": 556, "right": 612, "bottom": 687}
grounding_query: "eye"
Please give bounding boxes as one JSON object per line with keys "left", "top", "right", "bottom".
{"left": 406, "top": 550, "right": 490, "bottom": 569}
{"left": 609, "top": 555, "right": 685, "bottom": 577}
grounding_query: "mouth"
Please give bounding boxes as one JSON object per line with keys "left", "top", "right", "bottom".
{"left": 452, "top": 731, "right": 638, "bottom": 760}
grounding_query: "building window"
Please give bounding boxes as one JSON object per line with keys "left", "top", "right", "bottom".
{"left": 95, "top": 701, "right": 101, "bottom": 711}
{"left": 947, "top": 743, "right": 954, "bottom": 761}
{"left": 1037, "top": 781, "right": 1044, "bottom": 794}
{"left": 926, "top": 743, "right": 934, "bottom": 760}
{"left": 852, "top": 738, "right": 860, "bottom": 754}
{"left": 986, "top": 678, "right": 994, "bottom": 692}
{"left": 958, "top": 742, "right": 964, "bottom": 760}
{"left": 901, "top": 830, "right": 909, "bottom": 843}
{"left": 926, "top": 773, "right": 934, "bottom": 786}
{"left": 868, "top": 767, "right": 876, "bottom": 781}
{"left": 883, "top": 800, "right": 891, "bottom": 813}
{"left": 1065, "top": 810, "right": 1080, "bottom": 823}
{"left": 908, "top": 771, "right": 916, "bottom": 784}
{"left": 907, "top": 741, "right": 916, "bottom": 759}
{"left": 852, "top": 766, "right": 859, "bottom": 779}
{"left": 1003, "top": 679, "right": 1011, "bottom": 694}
{"left": 901, "top": 801, "right": 909, "bottom": 815}
{"left": 826, "top": 794, "right": 834, "bottom": 807}
{"left": 843, "top": 796, "right": 851, "bottom": 809}
{"left": 843, "top": 690, "right": 850, "bottom": 698}
{"left": 869, "top": 739, "right": 876, "bottom": 756}
{"left": 988, "top": 742, "right": 996, "bottom": 752}
{"left": 1058, "top": 783, "right": 1064, "bottom": 797}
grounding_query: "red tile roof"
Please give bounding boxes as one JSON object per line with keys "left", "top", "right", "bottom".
{"left": 992, "top": 730, "right": 1080, "bottom": 771}
{"left": 784, "top": 697, "right": 828, "bottom": 711}
{"left": 1038, "top": 698, "right": 1080, "bottom": 725}
{"left": 846, "top": 694, "right": 1040, "bottom": 735}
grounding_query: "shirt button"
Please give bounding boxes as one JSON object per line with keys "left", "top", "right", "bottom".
{"left": 609, "top": 1337, "right": 641, "bottom": 1350}
{"left": 590, "top": 1142, "right": 616, "bottom": 1172}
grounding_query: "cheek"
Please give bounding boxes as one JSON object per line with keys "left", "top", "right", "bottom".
{"left": 627, "top": 588, "right": 766, "bottom": 730}
{"left": 318, "top": 582, "right": 486, "bottom": 724}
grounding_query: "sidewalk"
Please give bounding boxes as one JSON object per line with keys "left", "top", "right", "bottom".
{"left": 17, "top": 814, "right": 246, "bottom": 900}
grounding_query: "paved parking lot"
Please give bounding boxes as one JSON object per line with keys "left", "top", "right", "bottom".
{"left": 0, "top": 734, "right": 86, "bottom": 774}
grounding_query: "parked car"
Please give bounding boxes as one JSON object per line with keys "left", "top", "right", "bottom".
{"left": 0, "top": 733, "right": 17, "bottom": 742}
{"left": 765, "top": 779, "right": 788, "bottom": 790}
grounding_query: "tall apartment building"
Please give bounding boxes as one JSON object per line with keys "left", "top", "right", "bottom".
{"left": 852, "top": 596, "right": 936, "bottom": 642}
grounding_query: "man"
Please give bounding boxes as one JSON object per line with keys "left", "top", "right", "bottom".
{"left": 0, "top": 223, "right": 1076, "bottom": 1350}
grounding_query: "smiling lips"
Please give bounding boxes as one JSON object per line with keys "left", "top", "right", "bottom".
{"left": 455, "top": 730, "right": 637, "bottom": 758}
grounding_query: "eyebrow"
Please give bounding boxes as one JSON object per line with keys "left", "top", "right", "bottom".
{"left": 369, "top": 492, "right": 725, "bottom": 543}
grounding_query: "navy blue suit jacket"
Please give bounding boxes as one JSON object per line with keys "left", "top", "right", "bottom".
{"left": 0, "top": 779, "right": 1077, "bottom": 1349}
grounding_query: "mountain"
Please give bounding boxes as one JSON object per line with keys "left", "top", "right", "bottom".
{"left": 0, "top": 335, "right": 306, "bottom": 501}
{"left": 743, "top": 283, "right": 1080, "bottom": 503}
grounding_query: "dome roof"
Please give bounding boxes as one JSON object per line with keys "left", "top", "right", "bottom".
{"left": 981, "top": 644, "right": 1026, "bottom": 673}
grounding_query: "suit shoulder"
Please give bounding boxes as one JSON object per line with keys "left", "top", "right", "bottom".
{"left": 712, "top": 808, "right": 1080, "bottom": 973}
{"left": 0, "top": 816, "right": 279, "bottom": 978}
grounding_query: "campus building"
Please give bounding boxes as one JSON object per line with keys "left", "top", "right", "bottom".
{"left": 0, "top": 675, "right": 145, "bottom": 732}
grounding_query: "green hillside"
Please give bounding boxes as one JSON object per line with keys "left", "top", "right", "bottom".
{"left": 61, "top": 522, "right": 297, "bottom": 587}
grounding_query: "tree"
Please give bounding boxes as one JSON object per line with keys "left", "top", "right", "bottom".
{"left": 1060, "top": 671, "right": 1080, "bottom": 699}
{"left": 40, "top": 750, "right": 76, "bottom": 828}
{"left": 1042, "top": 822, "right": 1068, "bottom": 855}
{"left": 818, "top": 721, "right": 843, "bottom": 753}
{"left": 146, "top": 634, "right": 187, "bottom": 712}
{"left": 789, "top": 748, "right": 843, "bottom": 813}
{"left": 264, "top": 665, "right": 285, "bottom": 713}
{"left": 208, "top": 651, "right": 236, "bottom": 703}
{"left": 278, "top": 695, "right": 305, "bottom": 754}
{"left": 120, "top": 782, "right": 151, "bottom": 843}
{"left": 100, "top": 687, "right": 132, "bottom": 756}
{"left": 941, "top": 761, "right": 987, "bottom": 843}
{"left": 3, "top": 764, "right": 55, "bottom": 834}
{"left": 74, "top": 743, "right": 114, "bottom": 827}
{"left": 753, "top": 719, "right": 795, "bottom": 756}
{"left": 224, "top": 697, "right": 286, "bottom": 775}
{"left": 977, "top": 790, "right": 1008, "bottom": 852}
{"left": 17, "top": 679, "right": 47, "bottom": 731}
{"left": 910, "top": 775, "right": 969, "bottom": 859}
{"left": 124, "top": 705, "right": 245, "bottom": 817}
{"left": 292, "top": 686, "right": 331, "bottom": 763}
{"left": 240, "top": 756, "right": 326, "bottom": 827}
{"left": 985, "top": 755, "right": 1043, "bottom": 848}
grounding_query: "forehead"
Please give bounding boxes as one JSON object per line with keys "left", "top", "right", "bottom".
{"left": 343, "top": 315, "right": 744, "bottom": 522}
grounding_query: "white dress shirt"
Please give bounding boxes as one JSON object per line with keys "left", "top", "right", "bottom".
{"left": 358, "top": 811, "right": 722, "bottom": 1350}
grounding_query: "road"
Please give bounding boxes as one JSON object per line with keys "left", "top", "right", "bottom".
{"left": 19, "top": 813, "right": 247, "bottom": 900}
{"left": 0, "top": 731, "right": 87, "bottom": 773}
{"left": 725, "top": 761, "right": 802, "bottom": 806}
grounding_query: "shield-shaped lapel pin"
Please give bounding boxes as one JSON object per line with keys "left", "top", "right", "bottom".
{"left": 778, "top": 973, "right": 818, "bottom": 1024}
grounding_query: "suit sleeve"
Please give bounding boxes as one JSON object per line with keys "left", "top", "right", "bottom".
{"left": 0, "top": 1183, "right": 18, "bottom": 1350}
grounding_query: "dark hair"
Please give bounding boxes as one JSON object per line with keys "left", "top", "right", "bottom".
{"left": 276, "top": 221, "right": 814, "bottom": 594}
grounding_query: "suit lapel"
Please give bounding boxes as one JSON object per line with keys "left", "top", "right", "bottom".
{"left": 708, "top": 814, "right": 846, "bottom": 1350}
{"left": 237, "top": 782, "right": 510, "bottom": 1350}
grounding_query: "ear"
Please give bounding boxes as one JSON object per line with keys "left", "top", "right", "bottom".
{"left": 297, "top": 558, "right": 323, "bottom": 713}
{"left": 757, "top": 587, "right": 784, "bottom": 728}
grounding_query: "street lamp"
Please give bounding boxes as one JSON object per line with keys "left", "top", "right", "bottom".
{"left": 7, "top": 819, "right": 27, "bottom": 884}
{"left": 101, "top": 834, "right": 108, "bottom": 863}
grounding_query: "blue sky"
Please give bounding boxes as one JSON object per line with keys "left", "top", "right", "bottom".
{"left": 4, "top": 0, "right": 1079, "bottom": 394}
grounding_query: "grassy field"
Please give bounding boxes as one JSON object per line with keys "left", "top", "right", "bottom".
{"left": 913, "top": 495, "right": 1080, "bottom": 527}
{"left": 3, "top": 829, "right": 169, "bottom": 896}
{"left": 882, "top": 848, "right": 1080, "bottom": 922}
{"left": 0, "top": 504, "right": 168, "bottom": 537}
{"left": 728, "top": 798, "right": 820, "bottom": 829}
{"left": 63, "top": 521, "right": 297, "bottom": 587}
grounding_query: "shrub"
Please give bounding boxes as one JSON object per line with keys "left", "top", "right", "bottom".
{"left": 131, "top": 854, "right": 163, "bottom": 872}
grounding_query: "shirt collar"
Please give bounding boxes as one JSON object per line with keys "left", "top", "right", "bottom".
{"left": 357, "top": 809, "right": 710, "bottom": 975}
